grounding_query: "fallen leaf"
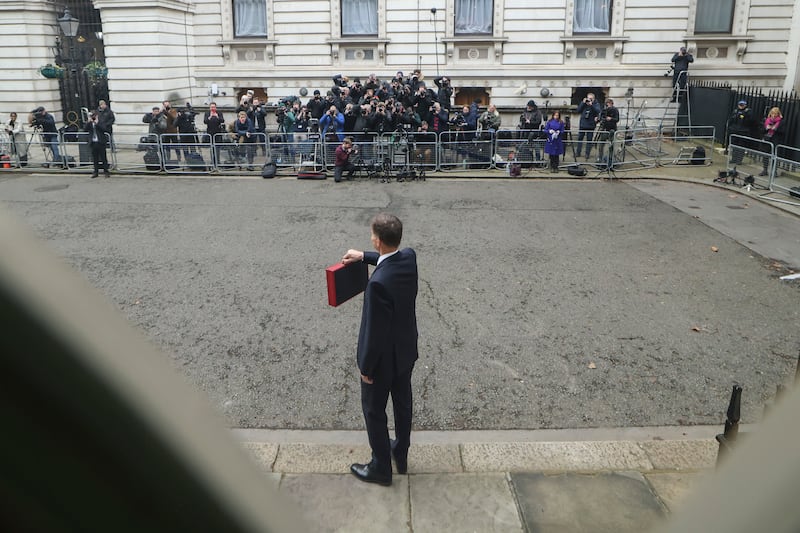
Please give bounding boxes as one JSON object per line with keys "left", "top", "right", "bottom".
{"left": 588, "top": 362, "right": 597, "bottom": 369}
{"left": 711, "top": 246, "right": 719, "bottom": 252}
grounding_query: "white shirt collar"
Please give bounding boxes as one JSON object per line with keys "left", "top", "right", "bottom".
{"left": 376, "top": 250, "right": 399, "bottom": 266}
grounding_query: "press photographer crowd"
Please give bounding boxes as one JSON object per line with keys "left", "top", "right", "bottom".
{"left": 2, "top": 51, "right": 797, "bottom": 177}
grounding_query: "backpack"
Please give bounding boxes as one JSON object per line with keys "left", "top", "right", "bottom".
{"left": 567, "top": 164, "right": 587, "bottom": 176}
{"left": 261, "top": 158, "right": 277, "bottom": 178}
{"left": 690, "top": 146, "right": 706, "bottom": 165}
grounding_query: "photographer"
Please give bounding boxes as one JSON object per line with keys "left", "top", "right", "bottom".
{"left": 306, "top": 90, "right": 327, "bottom": 119}
{"left": 411, "top": 83, "right": 435, "bottom": 123}
{"left": 319, "top": 105, "right": 345, "bottom": 142}
{"left": 84, "top": 111, "right": 110, "bottom": 178}
{"left": 250, "top": 97, "right": 268, "bottom": 155}
{"left": 160, "top": 100, "right": 180, "bottom": 161}
{"left": 175, "top": 102, "right": 198, "bottom": 159}
{"left": 96, "top": 100, "right": 116, "bottom": 152}
{"left": 433, "top": 76, "right": 453, "bottom": 111}
{"left": 518, "top": 100, "right": 544, "bottom": 162}
{"left": 143, "top": 106, "right": 165, "bottom": 135}
{"left": 369, "top": 102, "right": 392, "bottom": 137}
{"left": 333, "top": 137, "right": 357, "bottom": 182}
{"left": 595, "top": 98, "right": 619, "bottom": 163}
{"left": 429, "top": 102, "right": 449, "bottom": 134}
{"left": 670, "top": 46, "right": 693, "bottom": 102}
{"left": 29, "top": 106, "right": 62, "bottom": 165}
{"left": 478, "top": 103, "right": 501, "bottom": 138}
{"left": 343, "top": 103, "right": 358, "bottom": 134}
{"left": 576, "top": 93, "right": 601, "bottom": 160}
{"left": 203, "top": 102, "right": 225, "bottom": 165}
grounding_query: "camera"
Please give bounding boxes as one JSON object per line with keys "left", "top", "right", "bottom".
{"left": 664, "top": 65, "right": 674, "bottom": 77}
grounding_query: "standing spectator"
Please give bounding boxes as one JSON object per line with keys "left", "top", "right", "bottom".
{"left": 760, "top": 106, "right": 785, "bottom": 176}
{"left": 333, "top": 137, "right": 356, "bottom": 182}
{"left": 232, "top": 110, "right": 255, "bottom": 171}
{"left": 161, "top": 100, "right": 180, "bottom": 161}
{"left": 544, "top": 110, "right": 565, "bottom": 173}
{"left": 96, "top": 100, "right": 116, "bottom": 152}
{"left": 596, "top": 98, "right": 619, "bottom": 164}
{"left": 465, "top": 100, "right": 480, "bottom": 132}
{"left": 576, "top": 93, "right": 601, "bottom": 160}
{"left": 29, "top": 106, "right": 62, "bottom": 166}
{"left": 411, "top": 83, "right": 435, "bottom": 124}
{"left": 84, "top": 112, "right": 110, "bottom": 178}
{"left": 203, "top": 102, "right": 225, "bottom": 165}
{"left": 5, "top": 112, "right": 28, "bottom": 164}
{"left": 727, "top": 100, "right": 758, "bottom": 165}
{"left": 670, "top": 46, "right": 693, "bottom": 102}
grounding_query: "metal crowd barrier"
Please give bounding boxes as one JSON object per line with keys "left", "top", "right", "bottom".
{"left": 763, "top": 144, "right": 800, "bottom": 204}
{"left": 727, "top": 134, "right": 775, "bottom": 189}
{"left": 438, "top": 130, "right": 493, "bottom": 172}
{"left": 212, "top": 132, "right": 268, "bottom": 174}
{"left": 654, "top": 125, "right": 716, "bottom": 167}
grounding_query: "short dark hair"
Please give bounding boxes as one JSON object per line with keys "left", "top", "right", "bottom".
{"left": 371, "top": 213, "right": 403, "bottom": 248}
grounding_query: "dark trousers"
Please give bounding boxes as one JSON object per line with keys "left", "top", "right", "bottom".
{"left": 576, "top": 129, "right": 595, "bottom": 157}
{"left": 91, "top": 144, "right": 109, "bottom": 174}
{"left": 360, "top": 363, "right": 414, "bottom": 474}
{"left": 334, "top": 162, "right": 354, "bottom": 182}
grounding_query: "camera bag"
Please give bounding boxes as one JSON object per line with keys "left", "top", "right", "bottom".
{"left": 567, "top": 164, "right": 587, "bottom": 177}
{"left": 690, "top": 146, "right": 706, "bottom": 165}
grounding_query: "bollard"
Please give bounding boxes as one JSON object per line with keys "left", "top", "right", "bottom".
{"left": 715, "top": 383, "right": 742, "bottom": 467}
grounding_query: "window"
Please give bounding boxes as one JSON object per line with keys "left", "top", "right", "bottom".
{"left": 695, "top": 0, "right": 734, "bottom": 33}
{"left": 342, "top": 0, "right": 378, "bottom": 36}
{"left": 455, "top": 0, "right": 493, "bottom": 35}
{"left": 573, "top": 0, "right": 611, "bottom": 33}
{"left": 234, "top": 0, "right": 267, "bottom": 37}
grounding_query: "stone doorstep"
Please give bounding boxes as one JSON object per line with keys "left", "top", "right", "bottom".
{"left": 241, "top": 439, "right": 718, "bottom": 475}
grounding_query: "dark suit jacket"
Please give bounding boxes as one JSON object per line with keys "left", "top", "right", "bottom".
{"left": 357, "top": 248, "right": 418, "bottom": 378}
{"left": 84, "top": 122, "right": 108, "bottom": 148}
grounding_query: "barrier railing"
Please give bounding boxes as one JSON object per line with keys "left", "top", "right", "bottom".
{"left": 728, "top": 134, "right": 775, "bottom": 189}
{"left": 438, "top": 130, "right": 493, "bottom": 172}
{"left": 4, "top": 128, "right": 796, "bottom": 188}
{"left": 763, "top": 144, "right": 800, "bottom": 204}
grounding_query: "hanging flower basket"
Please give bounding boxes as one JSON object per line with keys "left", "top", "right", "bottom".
{"left": 84, "top": 61, "right": 108, "bottom": 79}
{"left": 39, "top": 64, "right": 64, "bottom": 79}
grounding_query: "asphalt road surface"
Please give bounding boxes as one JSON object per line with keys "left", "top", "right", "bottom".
{"left": 1, "top": 174, "right": 797, "bottom": 431}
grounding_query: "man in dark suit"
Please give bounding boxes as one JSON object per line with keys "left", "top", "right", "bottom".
{"left": 342, "top": 213, "right": 418, "bottom": 487}
{"left": 84, "top": 112, "right": 110, "bottom": 178}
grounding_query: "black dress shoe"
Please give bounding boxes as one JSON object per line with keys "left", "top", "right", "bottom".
{"left": 350, "top": 462, "right": 391, "bottom": 486}
{"left": 390, "top": 439, "right": 408, "bottom": 474}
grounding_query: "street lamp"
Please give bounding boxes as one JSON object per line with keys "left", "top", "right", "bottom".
{"left": 55, "top": 7, "right": 90, "bottom": 126}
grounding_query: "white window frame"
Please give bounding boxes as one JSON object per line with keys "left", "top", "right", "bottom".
{"left": 454, "top": 0, "right": 494, "bottom": 36}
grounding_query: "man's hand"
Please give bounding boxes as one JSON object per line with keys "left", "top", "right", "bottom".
{"left": 342, "top": 249, "right": 364, "bottom": 264}
{"left": 360, "top": 374, "right": 374, "bottom": 384}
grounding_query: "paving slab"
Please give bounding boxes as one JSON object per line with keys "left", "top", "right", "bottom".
{"left": 404, "top": 444, "right": 463, "bottom": 473}
{"left": 461, "top": 441, "right": 653, "bottom": 472}
{"left": 645, "top": 471, "right": 710, "bottom": 513}
{"left": 279, "top": 473, "right": 410, "bottom": 533}
{"left": 511, "top": 471, "right": 667, "bottom": 533}
{"left": 410, "top": 473, "right": 523, "bottom": 532}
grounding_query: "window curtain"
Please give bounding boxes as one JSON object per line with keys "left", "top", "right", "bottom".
{"left": 573, "top": 0, "right": 611, "bottom": 33}
{"left": 234, "top": 0, "right": 267, "bottom": 37}
{"left": 455, "top": 0, "right": 493, "bottom": 34}
{"left": 342, "top": 0, "right": 378, "bottom": 35}
{"left": 695, "top": 0, "right": 734, "bottom": 33}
